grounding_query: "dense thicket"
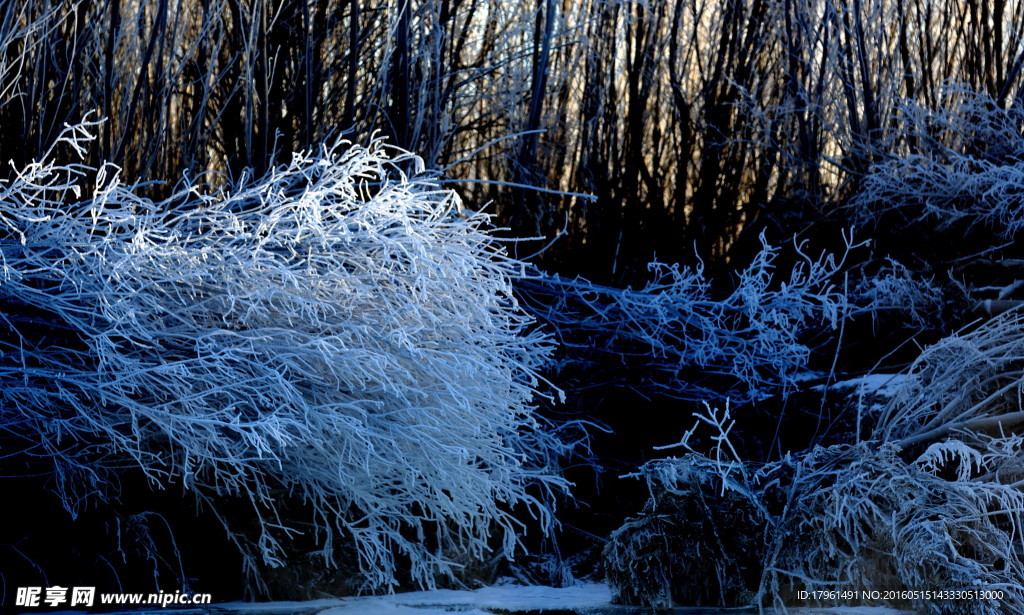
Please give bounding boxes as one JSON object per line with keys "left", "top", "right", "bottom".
{"left": 609, "top": 311, "right": 1024, "bottom": 614}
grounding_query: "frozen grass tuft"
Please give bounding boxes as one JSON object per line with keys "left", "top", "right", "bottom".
{"left": 0, "top": 122, "right": 568, "bottom": 593}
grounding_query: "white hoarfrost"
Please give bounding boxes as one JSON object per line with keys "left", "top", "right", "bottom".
{"left": 852, "top": 87, "right": 1024, "bottom": 239}
{"left": 625, "top": 312, "right": 1024, "bottom": 614}
{"left": 0, "top": 122, "right": 568, "bottom": 591}
{"left": 521, "top": 233, "right": 859, "bottom": 404}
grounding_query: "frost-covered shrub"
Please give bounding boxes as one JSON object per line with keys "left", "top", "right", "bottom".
{"left": 851, "top": 259, "right": 945, "bottom": 327}
{"left": 521, "top": 235, "right": 856, "bottom": 404}
{"left": 604, "top": 402, "right": 780, "bottom": 609}
{"left": 611, "top": 313, "right": 1024, "bottom": 613}
{"left": 852, "top": 87, "right": 1024, "bottom": 238}
{"left": 766, "top": 440, "right": 1024, "bottom": 615}
{"left": 604, "top": 454, "right": 769, "bottom": 608}
{"left": 874, "top": 310, "right": 1024, "bottom": 448}
{"left": 0, "top": 122, "right": 567, "bottom": 592}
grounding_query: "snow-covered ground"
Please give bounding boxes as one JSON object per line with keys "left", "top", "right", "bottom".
{"left": 34, "top": 583, "right": 911, "bottom": 615}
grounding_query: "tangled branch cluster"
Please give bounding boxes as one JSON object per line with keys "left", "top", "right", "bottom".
{"left": 616, "top": 312, "right": 1024, "bottom": 613}
{"left": 853, "top": 88, "right": 1024, "bottom": 239}
{"left": 521, "top": 236, "right": 856, "bottom": 404}
{"left": 0, "top": 123, "right": 566, "bottom": 591}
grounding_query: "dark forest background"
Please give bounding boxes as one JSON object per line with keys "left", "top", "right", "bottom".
{"left": 7, "top": 0, "right": 1023, "bottom": 280}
